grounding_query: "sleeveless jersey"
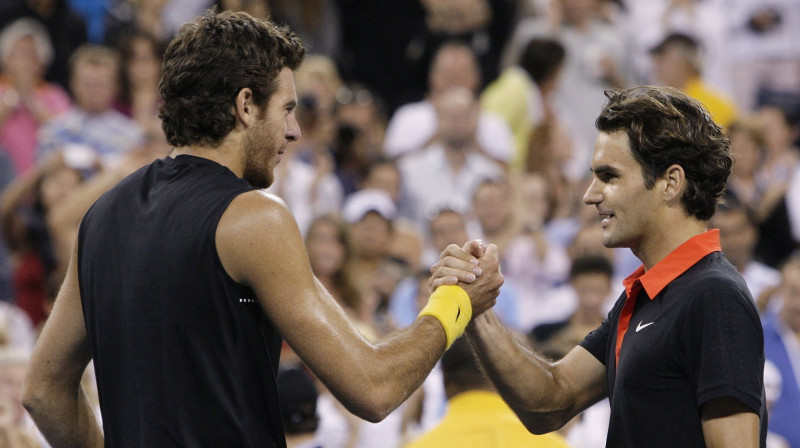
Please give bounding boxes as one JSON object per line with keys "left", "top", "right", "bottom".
{"left": 78, "top": 155, "right": 286, "bottom": 447}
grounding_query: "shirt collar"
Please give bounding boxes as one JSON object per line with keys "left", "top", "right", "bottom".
{"left": 622, "top": 229, "right": 721, "bottom": 300}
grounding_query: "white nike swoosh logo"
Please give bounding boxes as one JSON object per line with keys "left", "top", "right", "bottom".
{"left": 636, "top": 321, "right": 654, "bottom": 332}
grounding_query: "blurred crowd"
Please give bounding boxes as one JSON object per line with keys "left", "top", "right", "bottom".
{"left": 0, "top": 0, "right": 800, "bottom": 447}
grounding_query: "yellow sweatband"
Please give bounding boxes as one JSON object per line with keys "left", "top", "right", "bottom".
{"left": 417, "top": 285, "right": 472, "bottom": 349}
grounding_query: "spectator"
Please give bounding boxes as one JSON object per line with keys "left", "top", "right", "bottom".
{"left": 384, "top": 42, "right": 513, "bottom": 163}
{"left": 403, "top": 0, "right": 516, "bottom": 100}
{"left": 115, "top": 29, "right": 165, "bottom": 138}
{"left": 761, "top": 253, "right": 800, "bottom": 447}
{"left": 0, "top": 0, "right": 88, "bottom": 91}
{"left": 530, "top": 255, "right": 612, "bottom": 360}
{"left": 727, "top": 117, "right": 767, "bottom": 212}
{"left": 397, "top": 87, "right": 504, "bottom": 229}
{"left": 503, "top": 0, "right": 629, "bottom": 165}
{"left": 0, "top": 18, "right": 71, "bottom": 176}
{"left": 404, "top": 337, "right": 570, "bottom": 448}
{"left": 753, "top": 105, "right": 800, "bottom": 268}
{"left": 270, "top": 0, "right": 340, "bottom": 60}
{"left": 277, "top": 367, "right": 322, "bottom": 448}
{"left": 332, "top": 84, "right": 386, "bottom": 196}
{"left": 37, "top": 44, "right": 143, "bottom": 166}
{"left": 648, "top": 32, "right": 737, "bottom": 129}
{"left": 360, "top": 158, "right": 423, "bottom": 272}
{"left": 482, "top": 37, "right": 566, "bottom": 170}
{"left": 725, "top": 0, "right": 800, "bottom": 111}
{"left": 503, "top": 174, "right": 571, "bottom": 331}
{"left": 470, "top": 177, "right": 521, "bottom": 255}
{"left": 710, "top": 199, "right": 780, "bottom": 305}
{"left": 304, "top": 214, "right": 373, "bottom": 335}
{"left": 341, "top": 189, "right": 397, "bottom": 301}
{"left": 0, "top": 152, "right": 85, "bottom": 328}
{"left": 267, "top": 96, "right": 343, "bottom": 236}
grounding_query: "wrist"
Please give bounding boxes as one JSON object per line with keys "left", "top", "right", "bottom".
{"left": 417, "top": 285, "right": 472, "bottom": 349}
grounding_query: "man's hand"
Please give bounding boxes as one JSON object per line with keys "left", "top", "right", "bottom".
{"left": 429, "top": 240, "right": 503, "bottom": 317}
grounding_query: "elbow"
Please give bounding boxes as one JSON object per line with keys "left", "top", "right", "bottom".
{"left": 518, "top": 410, "right": 569, "bottom": 435}
{"left": 21, "top": 381, "right": 46, "bottom": 418}
{"left": 339, "top": 385, "right": 397, "bottom": 423}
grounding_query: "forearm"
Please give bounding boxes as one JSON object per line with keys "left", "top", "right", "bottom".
{"left": 321, "top": 314, "right": 446, "bottom": 423}
{"left": 466, "top": 311, "right": 576, "bottom": 432}
{"left": 25, "top": 383, "right": 103, "bottom": 448}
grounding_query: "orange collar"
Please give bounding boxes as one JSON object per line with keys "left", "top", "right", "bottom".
{"left": 622, "top": 229, "right": 721, "bottom": 300}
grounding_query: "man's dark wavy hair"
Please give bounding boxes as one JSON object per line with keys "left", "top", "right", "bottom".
{"left": 158, "top": 9, "right": 305, "bottom": 147}
{"left": 595, "top": 86, "right": 732, "bottom": 221}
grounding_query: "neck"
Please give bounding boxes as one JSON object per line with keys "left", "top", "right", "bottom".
{"left": 443, "top": 144, "right": 468, "bottom": 172}
{"left": 635, "top": 217, "right": 707, "bottom": 270}
{"left": 573, "top": 307, "right": 604, "bottom": 326}
{"left": 170, "top": 139, "right": 243, "bottom": 177}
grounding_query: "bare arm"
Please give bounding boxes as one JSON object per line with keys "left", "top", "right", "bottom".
{"left": 467, "top": 311, "right": 607, "bottom": 433}
{"left": 22, "top": 241, "right": 104, "bottom": 447}
{"left": 216, "top": 192, "right": 502, "bottom": 422}
{"left": 700, "top": 397, "right": 760, "bottom": 448}
{"left": 432, "top": 243, "right": 607, "bottom": 433}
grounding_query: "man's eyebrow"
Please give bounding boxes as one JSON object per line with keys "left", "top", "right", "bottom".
{"left": 590, "top": 165, "right": 617, "bottom": 175}
{"left": 285, "top": 100, "right": 297, "bottom": 109}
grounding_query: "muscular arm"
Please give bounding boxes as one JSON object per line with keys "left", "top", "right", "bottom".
{"left": 22, "top": 242, "right": 104, "bottom": 447}
{"left": 216, "top": 192, "right": 501, "bottom": 422}
{"left": 467, "top": 311, "right": 607, "bottom": 433}
{"left": 701, "top": 397, "right": 760, "bottom": 448}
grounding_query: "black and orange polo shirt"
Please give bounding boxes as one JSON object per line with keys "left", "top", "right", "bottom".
{"left": 580, "top": 230, "right": 766, "bottom": 447}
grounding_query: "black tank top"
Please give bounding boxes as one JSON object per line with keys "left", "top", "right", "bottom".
{"left": 79, "top": 155, "right": 286, "bottom": 447}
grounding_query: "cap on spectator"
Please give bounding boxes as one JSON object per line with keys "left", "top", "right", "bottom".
{"left": 649, "top": 32, "right": 699, "bottom": 55}
{"left": 276, "top": 367, "right": 319, "bottom": 435}
{"left": 341, "top": 189, "right": 397, "bottom": 223}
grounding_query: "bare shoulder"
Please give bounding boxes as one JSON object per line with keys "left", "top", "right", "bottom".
{"left": 216, "top": 190, "right": 307, "bottom": 284}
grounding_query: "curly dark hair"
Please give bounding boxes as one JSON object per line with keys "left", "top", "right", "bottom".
{"left": 158, "top": 9, "right": 305, "bottom": 147}
{"left": 595, "top": 86, "right": 732, "bottom": 221}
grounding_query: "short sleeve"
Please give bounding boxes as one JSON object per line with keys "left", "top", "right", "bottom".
{"left": 681, "top": 279, "right": 764, "bottom": 413}
{"left": 579, "top": 319, "right": 611, "bottom": 365}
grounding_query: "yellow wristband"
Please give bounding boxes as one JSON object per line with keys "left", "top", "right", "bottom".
{"left": 417, "top": 285, "right": 472, "bottom": 349}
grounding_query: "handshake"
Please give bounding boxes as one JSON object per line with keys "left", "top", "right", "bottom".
{"left": 416, "top": 240, "right": 505, "bottom": 348}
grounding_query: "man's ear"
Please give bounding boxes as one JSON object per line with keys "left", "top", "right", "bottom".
{"left": 662, "top": 164, "right": 686, "bottom": 203}
{"left": 234, "top": 88, "right": 258, "bottom": 127}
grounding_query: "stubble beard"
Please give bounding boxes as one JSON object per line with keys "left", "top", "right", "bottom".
{"left": 242, "top": 121, "right": 278, "bottom": 189}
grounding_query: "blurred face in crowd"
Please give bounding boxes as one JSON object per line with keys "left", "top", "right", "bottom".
{"left": 3, "top": 35, "right": 45, "bottom": 82}
{"left": 473, "top": 182, "right": 511, "bottom": 235}
{"left": 520, "top": 173, "right": 551, "bottom": 229}
{"left": 779, "top": 262, "right": 800, "bottom": 334}
{"left": 363, "top": 163, "right": 401, "bottom": 204}
{"left": 71, "top": 61, "right": 119, "bottom": 114}
{"left": 650, "top": 46, "right": 692, "bottom": 89}
{"left": 560, "top": 0, "right": 598, "bottom": 25}
{"left": 429, "top": 46, "right": 480, "bottom": 96}
{"left": 729, "top": 127, "right": 763, "bottom": 179}
{"left": 573, "top": 272, "right": 611, "bottom": 314}
{"left": 349, "top": 211, "right": 392, "bottom": 260}
{"left": 757, "top": 106, "right": 798, "bottom": 153}
{"left": 429, "top": 210, "right": 468, "bottom": 252}
{"left": 39, "top": 165, "right": 82, "bottom": 212}
{"left": 710, "top": 208, "right": 757, "bottom": 272}
{"left": 306, "top": 218, "right": 346, "bottom": 278}
{"left": 126, "top": 36, "right": 161, "bottom": 90}
{"left": 436, "top": 87, "right": 479, "bottom": 150}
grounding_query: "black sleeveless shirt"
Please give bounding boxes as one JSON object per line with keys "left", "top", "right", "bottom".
{"left": 78, "top": 155, "right": 286, "bottom": 447}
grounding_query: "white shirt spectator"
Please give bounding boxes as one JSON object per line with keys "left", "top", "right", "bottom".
{"left": 384, "top": 100, "right": 514, "bottom": 163}
{"left": 398, "top": 144, "right": 504, "bottom": 231}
